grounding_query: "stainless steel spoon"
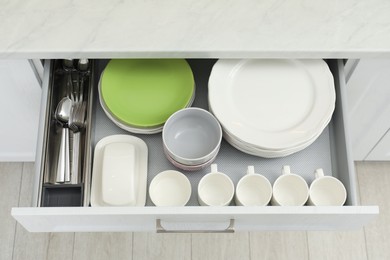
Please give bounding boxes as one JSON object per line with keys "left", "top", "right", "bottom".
{"left": 55, "top": 97, "right": 72, "bottom": 183}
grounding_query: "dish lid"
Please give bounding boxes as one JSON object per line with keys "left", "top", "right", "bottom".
{"left": 91, "top": 135, "right": 148, "bottom": 207}
{"left": 101, "top": 59, "right": 195, "bottom": 127}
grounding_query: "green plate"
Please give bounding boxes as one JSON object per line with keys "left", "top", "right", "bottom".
{"left": 101, "top": 59, "right": 195, "bottom": 127}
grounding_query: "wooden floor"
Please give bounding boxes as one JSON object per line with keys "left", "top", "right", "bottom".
{"left": 1, "top": 162, "right": 389, "bottom": 260}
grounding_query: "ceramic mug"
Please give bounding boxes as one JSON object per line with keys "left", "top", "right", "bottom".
{"left": 198, "top": 164, "right": 234, "bottom": 206}
{"left": 271, "top": 165, "right": 309, "bottom": 206}
{"left": 235, "top": 166, "right": 272, "bottom": 206}
{"left": 308, "top": 168, "right": 347, "bottom": 206}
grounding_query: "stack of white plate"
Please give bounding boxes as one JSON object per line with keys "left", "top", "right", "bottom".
{"left": 208, "top": 59, "right": 335, "bottom": 158}
{"left": 99, "top": 59, "right": 195, "bottom": 134}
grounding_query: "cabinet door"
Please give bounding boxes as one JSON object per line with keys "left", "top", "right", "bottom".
{"left": 366, "top": 130, "right": 390, "bottom": 160}
{"left": 344, "top": 59, "right": 359, "bottom": 83}
{"left": 347, "top": 59, "right": 390, "bottom": 160}
{"left": 0, "top": 60, "right": 41, "bottom": 161}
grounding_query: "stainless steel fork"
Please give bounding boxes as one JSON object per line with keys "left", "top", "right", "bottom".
{"left": 69, "top": 76, "right": 86, "bottom": 184}
{"left": 67, "top": 59, "right": 89, "bottom": 184}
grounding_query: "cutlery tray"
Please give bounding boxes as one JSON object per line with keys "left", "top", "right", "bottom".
{"left": 12, "top": 59, "right": 378, "bottom": 232}
{"left": 36, "top": 60, "right": 95, "bottom": 207}
{"left": 42, "top": 184, "right": 83, "bottom": 207}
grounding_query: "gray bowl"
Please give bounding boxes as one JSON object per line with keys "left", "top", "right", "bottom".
{"left": 162, "top": 108, "right": 222, "bottom": 166}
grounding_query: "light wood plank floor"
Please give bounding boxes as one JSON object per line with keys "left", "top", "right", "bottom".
{"left": 1, "top": 161, "right": 389, "bottom": 260}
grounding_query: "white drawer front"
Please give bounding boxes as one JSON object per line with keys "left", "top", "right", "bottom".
{"left": 12, "top": 59, "right": 379, "bottom": 232}
{"left": 12, "top": 206, "right": 378, "bottom": 232}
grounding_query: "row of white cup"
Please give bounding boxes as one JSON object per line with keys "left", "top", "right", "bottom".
{"left": 149, "top": 164, "right": 347, "bottom": 207}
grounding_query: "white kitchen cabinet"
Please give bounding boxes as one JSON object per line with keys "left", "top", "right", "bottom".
{"left": 344, "top": 59, "right": 359, "bottom": 83}
{"left": 347, "top": 59, "right": 390, "bottom": 161}
{"left": 366, "top": 130, "right": 390, "bottom": 160}
{"left": 0, "top": 60, "right": 41, "bottom": 161}
{"left": 11, "top": 59, "right": 378, "bottom": 233}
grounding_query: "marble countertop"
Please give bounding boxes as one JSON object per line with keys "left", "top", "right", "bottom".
{"left": 2, "top": 0, "right": 390, "bottom": 59}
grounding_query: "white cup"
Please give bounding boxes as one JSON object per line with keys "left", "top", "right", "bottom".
{"left": 271, "top": 165, "right": 309, "bottom": 206}
{"left": 308, "top": 168, "right": 347, "bottom": 206}
{"left": 198, "top": 164, "right": 234, "bottom": 206}
{"left": 235, "top": 166, "right": 272, "bottom": 206}
{"left": 149, "top": 170, "right": 192, "bottom": 206}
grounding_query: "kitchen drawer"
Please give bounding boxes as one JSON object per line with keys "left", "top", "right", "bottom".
{"left": 12, "top": 59, "right": 378, "bottom": 232}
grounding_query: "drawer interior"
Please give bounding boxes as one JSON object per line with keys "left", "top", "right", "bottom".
{"left": 89, "top": 59, "right": 357, "bottom": 207}
{"left": 35, "top": 59, "right": 358, "bottom": 208}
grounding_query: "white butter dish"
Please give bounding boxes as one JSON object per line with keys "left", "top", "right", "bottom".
{"left": 91, "top": 135, "right": 148, "bottom": 207}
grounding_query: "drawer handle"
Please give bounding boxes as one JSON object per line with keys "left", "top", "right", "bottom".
{"left": 156, "top": 219, "right": 235, "bottom": 233}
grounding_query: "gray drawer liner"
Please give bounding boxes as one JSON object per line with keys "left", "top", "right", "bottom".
{"left": 91, "top": 59, "right": 337, "bottom": 207}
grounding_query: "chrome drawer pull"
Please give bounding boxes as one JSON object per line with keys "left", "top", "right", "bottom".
{"left": 156, "top": 219, "right": 235, "bottom": 233}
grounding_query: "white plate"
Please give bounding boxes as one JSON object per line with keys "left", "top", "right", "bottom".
{"left": 209, "top": 59, "right": 335, "bottom": 150}
{"left": 209, "top": 103, "right": 330, "bottom": 156}
{"left": 91, "top": 135, "right": 148, "bottom": 207}
{"left": 223, "top": 128, "right": 321, "bottom": 158}
{"left": 221, "top": 109, "right": 331, "bottom": 158}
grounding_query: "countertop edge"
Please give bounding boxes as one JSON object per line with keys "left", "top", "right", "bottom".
{"left": 2, "top": 50, "right": 390, "bottom": 59}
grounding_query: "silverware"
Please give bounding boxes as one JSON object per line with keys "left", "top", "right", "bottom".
{"left": 77, "top": 59, "right": 89, "bottom": 105}
{"left": 54, "top": 97, "right": 72, "bottom": 183}
{"left": 69, "top": 101, "right": 87, "bottom": 131}
{"left": 78, "top": 59, "right": 89, "bottom": 72}
{"left": 58, "top": 59, "right": 89, "bottom": 184}
{"left": 69, "top": 101, "right": 87, "bottom": 184}
{"left": 68, "top": 61, "right": 88, "bottom": 184}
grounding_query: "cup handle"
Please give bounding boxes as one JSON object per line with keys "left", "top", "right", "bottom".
{"left": 247, "top": 166, "right": 255, "bottom": 175}
{"left": 211, "top": 164, "right": 218, "bottom": 173}
{"left": 282, "top": 165, "right": 291, "bottom": 175}
{"left": 315, "top": 168, "right": 325, "bottom": 179}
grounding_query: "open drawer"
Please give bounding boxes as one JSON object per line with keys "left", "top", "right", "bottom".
{"left": 12, "top": 59, "right": 378, "bottom": 232}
